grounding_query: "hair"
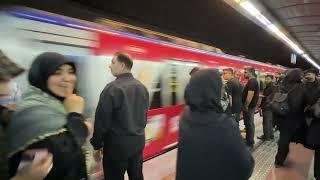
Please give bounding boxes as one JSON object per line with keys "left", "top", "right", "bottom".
{"left": 223, "top": 68, "right": 234, "bottom": 74}
{"left": 114, "top": 52, "right": 133, "bottom": 70}
{"left": 265, "top": 74, "right": 274, "bottom": 79}
{"left": 304, "top": 68, "right": 319, "bottom": 76}
{"left": 189, "top": 67, "right": 200, "bottom": 75}
{"left": 244, "top": 67, "right": 255, "bottom": 75}
{"left": 0, "top": 50, "right": 25, "bottom": 82}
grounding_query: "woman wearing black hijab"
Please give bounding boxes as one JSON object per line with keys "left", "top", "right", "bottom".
{"left": 274, "top": 68, "right": 306, "bottom": 167}
{"left": 7, "top": 52, "right": 89, "bottom": 179}
{"left": 176, "top": 69, "right": 254, "bottom": 180}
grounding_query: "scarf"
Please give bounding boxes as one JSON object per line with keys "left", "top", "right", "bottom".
{"left": 6, "top": 86, "right": 67, "bottom": 156}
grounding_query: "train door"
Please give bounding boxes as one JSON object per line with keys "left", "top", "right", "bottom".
{"left": 160, "top": 60, "right": 201, "bottom": 107}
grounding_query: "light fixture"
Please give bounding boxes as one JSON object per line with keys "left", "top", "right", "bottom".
{"left": 302, "top": 54, "right": 320, "bottom": 69}
{"left": 267, "top": 25, "right": 304, "bottom": 54}
{"left": 239, "top": 1, "right": 260, "bottom": 16}
{"left": 236, "top": 0, "right": 319, "bottom": 69}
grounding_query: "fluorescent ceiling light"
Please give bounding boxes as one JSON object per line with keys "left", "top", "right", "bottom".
{"left": 255, "top": 14, "right": 271, "bottom": 26}
{"left": 302, "top": 54, "right": 320, "bottom": 69}
{"left": 237, "top": 0, "right": 320, "bottom": 69}
{"left": 267, "top": 25, "right": 304, "bottom": 54}
{"left": 240, "top": 1, "right": 260, "bottom": 16}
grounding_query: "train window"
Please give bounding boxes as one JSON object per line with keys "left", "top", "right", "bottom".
{"left": 130, "top": 61, "right": 164, "bottom": 110}
{"left": 255, "top": 70, "right": 264, "bottom": 91}
{"left": 159, "top": 60, "right": 201, "bottom": 108}
{"left": 259, "top": 71, "right": 267, "bottom": 90}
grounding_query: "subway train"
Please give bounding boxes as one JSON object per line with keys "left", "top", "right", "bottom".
{"left": 0, "top": 7, "right": 285, "bottom": 161}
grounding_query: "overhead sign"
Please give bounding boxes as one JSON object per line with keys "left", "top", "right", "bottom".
{"left": 291, "top": 53, "right": 297, "bottom": 64}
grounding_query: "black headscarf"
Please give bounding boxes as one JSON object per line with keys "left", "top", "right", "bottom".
{"left": 28, "top": 52, "right": 75, "bottom": 100}
{"left": 184, "top": 69, "right": 223, "bottom": 112}
{"left": 281, "top": 68, "right": 302, "bottom": 91}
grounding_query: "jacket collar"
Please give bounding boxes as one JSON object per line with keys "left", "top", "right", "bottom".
{"left": 116, "top": 73, "right": 133, "bottom": 79}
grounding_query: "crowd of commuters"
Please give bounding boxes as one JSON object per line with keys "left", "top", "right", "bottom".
{"left": 1, "top": 48, "right": 320, "bottom": 180}
{"left": 190, "top": 65, "right": 320, "bottom": 179}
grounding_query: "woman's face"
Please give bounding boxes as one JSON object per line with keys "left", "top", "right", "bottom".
{"left": 47, "top": 64, "right": 76, "bottom": 98}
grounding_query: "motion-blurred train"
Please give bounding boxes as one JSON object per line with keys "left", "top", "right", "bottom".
{"left": 0, "top": 7, "right": 285, "bottom": 160}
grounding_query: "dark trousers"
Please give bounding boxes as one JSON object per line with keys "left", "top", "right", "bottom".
{"left": 243, "top": 107, "right": 255, "bottom": 145}
{"left": 103, "top": 149, "right": 144, "bottom": 180}
{"left": 315, "top": 150, "right": 320, "bottom": 180}
{"left": 273, "top": 113, "right": 280, "bottom": 130}
{"left": 262, "top": 109, "right": 273, "bottom": 139}
{"left": 275, "top": 129, "right": 291, "bottom": 165}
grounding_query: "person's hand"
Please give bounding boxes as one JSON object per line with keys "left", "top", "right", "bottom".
{"left": 93, "top": 149, "right": 102, "bottom": 162}
{"left": 63, "top": 94, "right": 84, "bottom": 113}
{"left": 12, "top": 153, "right": 53, "bottom": 180}
{"left": 84, "top": 120, "right": 93, "bottom": 134}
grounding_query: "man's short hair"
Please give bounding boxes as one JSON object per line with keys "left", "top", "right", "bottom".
{"left": 304, "top": 68, "right": 319, "bottom": 76}
{"left": 223, "top": 68, "right": 234, "bottom": 74}
{"left": 265, "top": 74, "right": 274, "bottom": 79}
{"left": 114, "top": 52, "right": 133, "bottom": 70}
{"left": 0, "top": 50, "right": 24, "bottom": 82}
{"left": 244, "top": 66, "right": 255, "bottom": 75}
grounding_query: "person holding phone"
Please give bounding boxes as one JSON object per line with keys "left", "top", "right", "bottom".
{"left": 6, "top": 52, "right": 90, "bottom": 179}
{"left": 0, "top": 50, "right": 54, "bottom": 180}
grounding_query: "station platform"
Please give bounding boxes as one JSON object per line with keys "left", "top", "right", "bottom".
{"left": 91, "top": 114, "right": 315, "bottom": 180}
{"left": 130, "top": 114, "right": 316, "bottom": 180}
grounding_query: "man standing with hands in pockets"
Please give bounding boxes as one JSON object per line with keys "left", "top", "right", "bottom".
{"left": 90, "top": 52, "right": 149, "bottom": 180}
{"left": 242, "top": 67, "right": 259, "bottom": 148}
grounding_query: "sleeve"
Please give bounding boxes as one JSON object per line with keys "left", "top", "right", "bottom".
{"left": 228, "top": 121, "right": 255, "bottom": 179}
{"left": 247, "top": 79, "right": 257, "bottom": 91}
{"left": 90, "top": 86, "right": 117, "bottom": 150}
{"left": 224, "top": 81, "right": 231, "bottom": 95}
{"left": 65, "top": 112, "right": 88, "bottom": 146}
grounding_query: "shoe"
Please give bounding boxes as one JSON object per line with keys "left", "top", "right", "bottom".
{"left": 274, "top": 162, "right": 284, "bottom": 168}
{"left": 274, "top": 163, "right": 284, "bottom": 168}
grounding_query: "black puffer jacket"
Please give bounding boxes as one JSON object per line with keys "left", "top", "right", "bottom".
{"left": 176, "top": 69, "right": 254, "bottom": 180}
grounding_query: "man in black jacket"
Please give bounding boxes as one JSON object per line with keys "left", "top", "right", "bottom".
{"left": 91, "top": 52, "right": 149, "bottom": 180}
{"left": 223, "top": 68, "right": 243, "bottom": 126}
{"left": 258, "top": 75, "right": 275, "bottom": 141}
{"left": 303, "top": 68, "right": 320, "bottom": 180}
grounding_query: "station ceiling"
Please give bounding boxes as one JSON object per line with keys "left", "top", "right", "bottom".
{"left": 262, "top": 0, "right": 320, "bottom": 67}
{"left": 3, "top": 0, "right": 316, "bottom": 69}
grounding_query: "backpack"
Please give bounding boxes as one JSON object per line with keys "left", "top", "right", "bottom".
{"left": 269, "top": 85, "right": 296, "bottom": 116}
